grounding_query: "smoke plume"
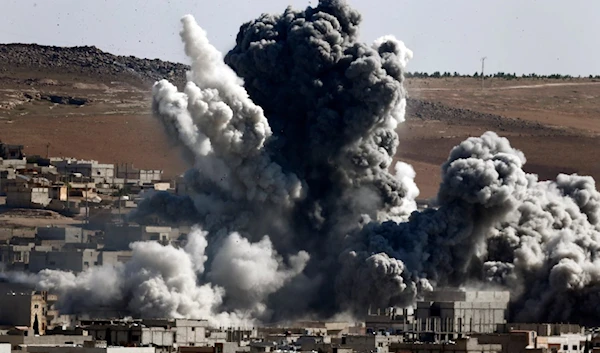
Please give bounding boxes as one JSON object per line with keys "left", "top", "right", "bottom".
{"left": 7, "top": 0, "right": 600, "bottom": 327}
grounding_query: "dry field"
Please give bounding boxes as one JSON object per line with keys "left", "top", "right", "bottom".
{"left": 1, "top": 65, "right": 598, "bottom": 199}
{"left": 400, "top": 77, "right": 600, "bottom": 198}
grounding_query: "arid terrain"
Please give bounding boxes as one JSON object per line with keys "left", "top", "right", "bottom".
{"left": 1, "top": 44, "right": 598, "bottom": 198}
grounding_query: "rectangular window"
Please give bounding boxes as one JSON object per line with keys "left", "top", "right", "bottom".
{"left": 34, "top": 304, "right": 39, "bottom": 309}
{"left": 573, "top": 345, "right": 578, "bottom": 350}
{"left": 564, "top": 345, "right": 568, "bottom": 351}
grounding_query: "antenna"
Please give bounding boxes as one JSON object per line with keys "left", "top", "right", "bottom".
{"left": 481, "top": 57, "right": 487, "bottom": 90}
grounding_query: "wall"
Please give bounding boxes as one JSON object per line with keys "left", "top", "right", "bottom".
{"left": 37, "top": 226, "right": 84, "bottom": 243}
{"left": 6, "top": 185, "right": 50, "bottom": 208}
{"left": 31, "top": 293, "right": 48, "bottom": 335}
{"left": 0, "top": 343, "right": 9, "bottom": 353}
{"left": 29, "top": 249, "right": 99, "bottom": 273}
{"left": 91, "top": 163, "right": 115, "bottom": 184}
{"left": 141, "top": 328, "right": 174, "bottom": 347}
{"left": 99, "top": 251, "right": 132, "bottom": 266}
{"left": 104, "top": 225, "right": 144, "bottom": 251}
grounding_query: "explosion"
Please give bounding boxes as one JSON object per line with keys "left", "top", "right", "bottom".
{"left": 10, "top": 0, "right": 600, "bottom": 327}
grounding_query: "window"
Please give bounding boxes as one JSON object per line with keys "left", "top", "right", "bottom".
{"left": 573, "top": 345, "right": 578, "bottom": 350}
{"left": 34, "top": 304, "right": 39, "bottom": 309}
{"left": 563, "top": 345, "right": 568, "bottom": 351}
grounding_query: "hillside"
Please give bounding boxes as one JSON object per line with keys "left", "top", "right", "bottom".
{"left": 0, "top": 44, "right": 598, "bottom": 198}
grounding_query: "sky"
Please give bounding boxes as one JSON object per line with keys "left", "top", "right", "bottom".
{"left": 1, "top": 0, "right": 598, "bottom": 76}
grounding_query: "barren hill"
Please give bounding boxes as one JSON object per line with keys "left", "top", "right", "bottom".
{"left": 1, "top": 44, "right": 598, "bottom": 198}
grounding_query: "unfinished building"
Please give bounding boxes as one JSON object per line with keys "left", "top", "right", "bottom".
{"left": 415, "top": 289, "right": 510, "bottom": 342}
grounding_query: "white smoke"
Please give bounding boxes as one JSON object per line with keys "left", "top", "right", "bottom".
{"left": 7, "top": 226, "right": 311, "bottom": 327}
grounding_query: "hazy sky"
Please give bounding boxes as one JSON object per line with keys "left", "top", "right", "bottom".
{"left": 1, "top": 0, "right": 598, "bottom": 76}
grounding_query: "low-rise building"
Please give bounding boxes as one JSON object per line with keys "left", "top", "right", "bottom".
{"left": 390, "top": 337, "right": 502, "bottom": 353}
{"left": 25, "top": 344, "right": 155, "bottom": 353}
{"left": 51, "top": 158, "right": 115, "bottom": 184}
{"left": 5, "top": 176, "right": 51, "bottom": 208}
{"left": 86, "top": 319, "right": 210, "bottom": 352}
{"left": 29, "top": 249, "right": 100, "bottom": 273}
{"left": 0, "top": 282, "right": 56, "bottom": 335}
{"left": 104, "top": 224, "right": 177, "bottom": 251}
{"left": 116, "top": 163, "right": 162, "bottom": 184}
{"left": 0, "top": 141, "right": 24, "bottom": 160}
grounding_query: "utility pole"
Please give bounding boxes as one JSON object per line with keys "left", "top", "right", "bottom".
{"left": 481, "top": 57, "right": 487, "bottom": 90}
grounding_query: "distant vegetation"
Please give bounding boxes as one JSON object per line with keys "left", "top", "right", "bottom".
{"left": 405, "top": 71, "right": 600, "bottom": 80}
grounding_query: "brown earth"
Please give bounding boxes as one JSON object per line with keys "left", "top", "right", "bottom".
{"left": 0, "top": 44, "right": 598, "bottom": 199}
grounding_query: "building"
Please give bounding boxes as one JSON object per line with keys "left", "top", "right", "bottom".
{"left": 0, "top": 333, "right": 93, "bottom": 351}
{"left": 85, "top": 319, "right": 211, "bottom": 352}
{"left": 37, "top": 226, "right": 87, "bottom": 243}
{"left": 366, "top": 307, "right": 414, "bottom": 335}
{"left": 0, "top": 167, "right": 16, "bottom": 195}
{"left": 0, "top": 282, "right": 56, "bottom": 335}
{"left": 5, "top": 176, "right": 51, "bottom": 208}
{"left": 116, "top": 163, "right": 162, "bottom": 184}
{"left": 390, "top": 337, "right": 502, "bottom": 353}
{"left": 25, "top": 346, "right": 155, "bottom": 353}
{"left": 28, "top": 248, "right": 131, "bottom": 273}
{"left": 0, "top": 141, "right": 24, "bottom": 160}
{"left": 334, "top": 334, "right": 403, "bottom": 353}
{"left": 415, "top": 289, "right": 510, "bottom": 342}
{"left": 103, "top": 224, "right": 178, "bottom": 251}
{"left": 51, "top": 158, "right": 115, "bottom": 184}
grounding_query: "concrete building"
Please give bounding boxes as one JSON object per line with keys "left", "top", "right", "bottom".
{"left": 366, "top": 307, "right": 414, "bottom": 335}
{"left": 37, "top": 226, "right": 86, "bottom": 243}
{"left": 28, "top": 249, "right": 131, "bottom": 273}
{"left": 51, "top": 158, "right": 115, "bottom": 184}
{"left": 536, "top": 333, "right": 588, "bottom": 353}
{"left": 415, "top": 290, "right": 510, "bottom": 342}
{"left": 28, "top": 249, "right": 100, "bottom": 273}
{"left": 5, "top": 176, "right": 51, "bottom": 208}
{"left": 0, "top": 282, "right": 56, "bottom": 335}
{"left": 85, "top": 319, "right": 211, "bottom": 352}
{"left": 0, "top": 167, "right": 16, "bottom": 195}
{"left": 116, "top": 163, "right": 162, "bottom": 184}
{"left": 0, "top": 141, "right": 24, "bottom": 160}
{"left": 390, "top": 337, "right": 502, "bottom": 353}
{"left": 104, "top": 224, "right": 177, "bottom": 251}
{"left": 0, "top": 333, "right": 93, "bottom": 351}
{"left": 334, "top": 334, "right": 403, "bottom": 353}
{"left": 25, "top": 346, "right": 155, "bottom": 353}
{"left": 0, "top": 243, "right": 48, "bottom": 271}
{"left": 0, "top": 158, "right": 27, "bottom": 169}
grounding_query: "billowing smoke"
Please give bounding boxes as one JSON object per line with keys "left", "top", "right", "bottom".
{"left": 7, "top": 226, "right": 306, "bottom": 327}
{"left": 7, "top": 0, "right": 600, "bottom": 327}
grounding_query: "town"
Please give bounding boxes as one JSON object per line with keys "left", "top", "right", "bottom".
{"left": 0, "top": 139, "right": 598, "bottom": 353}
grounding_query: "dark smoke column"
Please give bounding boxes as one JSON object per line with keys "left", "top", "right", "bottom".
{"left": 224, "top": 0, "right": 417, "bottom": 231}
